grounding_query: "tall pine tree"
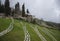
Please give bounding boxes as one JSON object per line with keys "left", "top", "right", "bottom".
{"left": 22, "top": 3, "right": 25, "bottom": 17}
{"left": 5, "top": 0, "right": 11, "bottom": 16}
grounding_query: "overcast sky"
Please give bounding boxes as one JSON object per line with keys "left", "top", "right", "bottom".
{"left": 2, "top": 0, "right": 60, "bottom": 23}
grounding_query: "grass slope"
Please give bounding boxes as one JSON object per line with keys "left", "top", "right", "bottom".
{"left": 0, "top": 19, "right": 24, "bottom": 41}
{"left": 26, "top": 23, "right": 41, "bottom": 41}
{"left": 0, "top": 18, "right": 11, "bottom": 32}
{"left": 49, "top": 29, "right": 60, "bottom": 41}
{"left": 0, "top": 19, "right": 60, "bottom": 41}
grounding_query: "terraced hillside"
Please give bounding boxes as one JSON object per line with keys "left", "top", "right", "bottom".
{"left": 0, "top": 19, "right": 60, "bottom": 41}
{"left": 0, "top": 18, "right": 11, "bottom": 32}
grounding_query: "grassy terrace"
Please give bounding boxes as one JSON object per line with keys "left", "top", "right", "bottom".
{"left": 26, "top": 23, "right": 41, "bottom": 41}
{"left": 37, "top": 25, "right": 60, "bottom": 41}
{"left": 19, "top": 20, "right": 41, "bottom": 41}
{"left": 0, "top": 18, "right": 11, "bottom": 32}
{"left": 49, "top": 28, "right": 60, "bottom": 41}
{"left": 0, "top": 19, "right": 24, "bottom": 41}
{"left": 0, "top": 19, "right": 60, "bottom": 41}
{"left": 38, "top": 26, "right": 54, "bottom": 41}
{"left": 29, "top": 23, "right": 60, "bottom": 41}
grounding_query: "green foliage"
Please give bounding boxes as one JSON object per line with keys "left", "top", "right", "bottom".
{"left": 0, "top": 19, "right": 24, "bottom": 41}
{"left": 0, "top": 19, "right": 60, "bottom": 41}
{"left": 32, "top": 19, "right": 36, "bottom": 24}
{"left": 0, "top": 18, "right": 11, "bottom": 32}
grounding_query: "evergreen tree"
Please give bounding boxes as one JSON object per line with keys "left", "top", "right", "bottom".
{"left": 1, "top": 5, "right": 5, "bottom": 13}
{"left": 27, "top": 9, "right": 30, "bottom": 15}
{"left": 15, "top": 2, "right": 20, "bottom": 14}
{"left": 17, "top": 2, "right": 20, "bottom": 11}
{"left": 5, "top": 0, "right": 11, "bottom": 16}
{"left": 27, "top": 9, "right": 29, "bottom": 13}
{"left": 22, "top": 3, "right": 25, "bottom": 17}
{"left": 0, "top": 0, "right": 4, "bottom": 13}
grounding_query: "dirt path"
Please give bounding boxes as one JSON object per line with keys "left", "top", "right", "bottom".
{"left": 20, "top": 22, "right": 30, "bottom": 41}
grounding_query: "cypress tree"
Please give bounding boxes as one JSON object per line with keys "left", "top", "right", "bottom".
{"left": 5, "top": 0, "right": 10, "bottom": 16}
{"left": 22, "top": 3, "right": 25, "bottom": 17}
{"left": 27, "top": 9, "right": 29, "bottom": 13}
{"left": 27, "top": 9, "right": 30, "bottom": 15}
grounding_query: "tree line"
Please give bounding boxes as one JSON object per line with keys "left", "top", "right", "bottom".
{"left": 0, "top": 0, "right": 30, "bottom": 17}
{"left": 0, "top": 0, "right": 11, "bottom": 16}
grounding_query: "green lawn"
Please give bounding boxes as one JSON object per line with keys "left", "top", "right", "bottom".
{"left": 48, "top": 28, "right": 60, "bottom": 41}
{"left": 25, "top": 22, "right": 41, "bottom": 41}
{"left": 0, "top": 19, "right": 60, "bottom": 41}
{"left": 0, "top": 19, "right": 24, "bottom": 41}
{"left": 37, "top": 25, "right": 60, "bottom": 41}
{"left": 28, "top": 23, "right": 60, "bottom": 41}
{"left": 0, "top": 18, "right": 11, "bottom": 32}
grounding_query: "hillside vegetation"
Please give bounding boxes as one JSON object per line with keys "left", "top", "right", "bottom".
{"left": 0, "top": 18, "right": 60, "bottom": 41}
{"left": 0, "top": 18, "right": 11, "bottom": 32}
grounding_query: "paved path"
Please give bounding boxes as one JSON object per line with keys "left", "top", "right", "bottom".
{"left": 0, "top": 17, "right": 14, "bottom": 36}
{"left": 29, "top": 24, "right": 47, "bottom": 41}
{"left": 20, "top": 22, "right": 30, "bottom": 41}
